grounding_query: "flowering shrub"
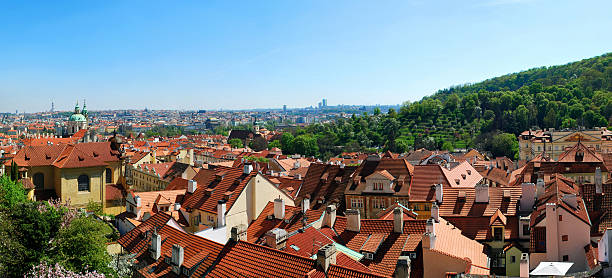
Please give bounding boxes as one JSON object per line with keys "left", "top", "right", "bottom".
{"left": 25, "top": 262, "right": 105, "bottom": 278}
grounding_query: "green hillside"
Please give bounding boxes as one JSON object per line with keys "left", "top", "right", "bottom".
{"left": 283, "top": 53, "right": 612, "bottom": 159}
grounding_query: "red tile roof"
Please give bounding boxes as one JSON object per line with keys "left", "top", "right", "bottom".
{"left": 247, "top": 201, "right": 325, "bottom": 243}
{"left": 181, "top": 166, "right": 255, "bottom": 214}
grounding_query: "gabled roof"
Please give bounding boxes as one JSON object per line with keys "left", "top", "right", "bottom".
{"left": 117, "top": 213, "right": 224, "bottom": 278}
{"left": 438, "top": 186, "right": 521, "bottom": 217}
{"left": 326, "top": 216, "right": 427, "bottom": 277}
{"left": 297, "top": 163, "right": 357, "bottom": 210}
{"left": 557, "top": 141, "right": 603, "bottom": 163}
{"left": 207, "top": 240, "right": 384, "bottom": 278}
{"left": 431, "top": 218, "right": 490, "bottom": 275}
{"left": 181, "top": 166, "right": 255, "bottom": 214}
{"left": 9, "top": 142, "right": 119, "bottom": 169}
{"left": 246, "top": 201, "right": 325, "bottom": 243}
{"left": 408, "top": 165, "right": 450, "bottom": 202}
{"left": 530, "top": 174, "right": 591, "bottom": 227}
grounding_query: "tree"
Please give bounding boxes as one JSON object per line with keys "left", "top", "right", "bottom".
{"left": 0, "top": 175, "right": 28, "bottom": 210}
{"left": 292, "top": 135, "right": 319, "bottom": 157}
{"left": 228, "top": 138, "right": 243, "bottom": 149}
{"left": 441, "top": 141, "right": 455, "bottom": 152}
{"left": 50, "top": 217, "right": 113, "bottom": 275}
{"left": 280, "top": 133, "right": 295, "bottom": 154}
{"left": 268, "top": 140, "right": 281, "bottom": 150}
{"left": 10, "top": 161, "right": 18, "bottom": 182}
{"left": 249, "top": 137, "right": 268, "bottom": 152}
{"left": 490, "top": 133, "right": 519, "bottom": 159}
{"left": 373, "top": 107, "right": 381, "bottom": 115}
{"left": 86, "top": 200, "right": 103, "bottom": 216}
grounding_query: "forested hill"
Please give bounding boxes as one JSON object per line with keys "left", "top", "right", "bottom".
{"left": 281, "top": 53, "right": 612, "bottom": 160}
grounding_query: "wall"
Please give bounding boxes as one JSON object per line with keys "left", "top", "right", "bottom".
{"left": 505, "top": 246, "right": 522, "bottom": 277}
{"left": 556, "top": 207, "right": 590, "bottom": 272}
{"left": 423, "top": 249, "right": 470, "bottom": 278}
{"left": 59, "top": 167, "right": 105, "bottom": 207}
{"left": 28, "top": 166, "right": 55, "bottom": 190}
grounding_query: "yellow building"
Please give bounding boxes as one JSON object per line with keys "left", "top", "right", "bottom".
{"left": 7, "top": 141, "right": 123, "bottom": 210}
{"left": 129, "top": 161, "right": 196, "bottom": 192}
{"left": 518, "top": 128, "right": 612, "bottom": 163}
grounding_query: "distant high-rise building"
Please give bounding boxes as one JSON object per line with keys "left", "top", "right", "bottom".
{"left": 318, "top": 102, "right": 322, "bottom": 109}
{"left": 322, "top": 99, "right": 327, "bottom": 107}
{"left": 50, "top": 101, "right": 54, "bottom": 112}
{"left": 283, "top": 105, "right": 287, "bottom": 113}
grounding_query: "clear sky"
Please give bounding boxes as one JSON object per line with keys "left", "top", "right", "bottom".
{"left": 0, "top": 0, "right": 610, "bottom": 113}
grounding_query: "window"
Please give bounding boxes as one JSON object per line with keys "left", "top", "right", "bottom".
{"left": 562, "top": 255, "right": 569, "bottom": 261}
{"left": 372, "top": 199, "right": 386, "bottom": 209}
{"left": 33, "top": 173, "right": 44, "bottom": 190}
{"left": 511, "top": 256, "right": 516, "bottom": 263}
{"left": 523, "top": 224, "right": 530, "bottom": 235}
{"left": 207, "top": 215, "right": 215, "bottom": 223}
{"left": 105, "top": 168, "right": 113, "bottom": 184}
{"left": 78, "top": 175, "right": 90, "bottom": 192}
{"left": 373, "top": 182, "right": 383, "bottom": 190}
{"left": 559, "top": 215, "right": 562, "bottom": 221}
{"left": 562, "top": 235, "right": 568, "bottom": 241}
{"left": 493, "top": 227, "right": 503, "bottom": 241}
{"left": 351, "top": 198, "right": 364, "bottom": 208}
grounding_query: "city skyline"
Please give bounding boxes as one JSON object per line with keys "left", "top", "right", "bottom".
{"left": 1, "top": 0, "right": 611, "bottom": 113}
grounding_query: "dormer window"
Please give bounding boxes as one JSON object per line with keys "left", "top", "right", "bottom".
{"left": 373, "top": 182, "right": 384, "bottom": 190}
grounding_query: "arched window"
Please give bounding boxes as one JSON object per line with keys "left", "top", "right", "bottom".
{"left": 78, "top": 175, "right": 90, "bottom": 192}
{"left": 33, "top": 173, "right": 44, "bottom": 190}
{"left": 105, "top": 168, "right": 113, "bottom": 184}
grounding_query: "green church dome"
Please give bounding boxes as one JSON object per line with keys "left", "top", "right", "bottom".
{"left": 68, "top": 113, "right": 87, "bottom": 122}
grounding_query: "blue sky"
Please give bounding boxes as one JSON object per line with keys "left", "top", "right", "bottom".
{"left": 0, "top": 0, "right": 610, "bottom": 112}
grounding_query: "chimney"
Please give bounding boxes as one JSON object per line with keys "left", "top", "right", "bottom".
{"left": 188, "top": 149, "right": 194, "bottom": 166}
{"left": 217, "top": 200, "right": 227, "bottom": 228}
{"left": 265, "top": 228, "right": 288, "bottom": 249}
{"left": 536, "top": 178, "right": 545, "bottom": 198}
{"left": 475, "top": 183, "right": 489, "bottom": 203}
{"left": 244, "top": 163, "right": 253, "bottom": 174}
{"left": 316, "top": 244, "right": 337, "bottom": 273}
{"left": 293, "top": 161, "right": 301, "bottom": 169}
{"left": 520, "top": 183, "right": 536, "bottom": 212}
{"left": 230, "top": 224, "right": 247, "bottom": 241}
{"left": 296, "top": 174, "right": 302, "bottom": 180}
{"left": 171, "top": 244, "right": 184, "bottom": 275}
{"left": 174, "top": 203, "right": 181, "bottom": 211}
{"left": 301, "top": 198, "right": 310, "bottom": 213}
{"left": 274, "top": 198, "right": 285, "bottom": 220}
{"left": 150, "top": 232, "right": 161, "bottom": 260}
{"left": 394, "top": 207, "right": 403, "bottom": 233}
{"left": 596, "top": 167, "right": 603, "bottom": 194}
{"left": 394, "top": 256, "right": 411, "bottom": 278}
{"left": 322, "top": 205, "right": 337, "bottom": 228}
{"left": 346, "top": 209, "right": 361, "bottom": 232}
{"left": 562, "top": 194, "right": 578, "bottom": 209}
{"left": 435, "top": 183, "right": 443, "bottom": 204}
{"left": 545, "top": 203, "right": 559, "bottom": 261}
{"left": 187, "top": 180, "right": 197, "bottom": 194}
{"left": 135, "top": 195, "right": 142, "bottom": 207}
{"left": 431, "top": 202, "right": 439, "bottom": 222}
{"left": 422, "top": 218, "right": 436, "bottom": 249}
{"left": 519, "top": 253, "right": 529, "bottom": 277}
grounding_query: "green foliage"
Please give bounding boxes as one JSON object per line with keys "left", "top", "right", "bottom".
{"left": 441, "top": 141, "right": 455, "bottom": 152}
{"left": 243, "top": 156, "right": 270, "bottom": 163}
{"left": 292, "top": 135, "right": 319, "bottom": 157}
{"left": 0, "top": 175, "right": 28, "bottom": 210}
{"left": 281, "top": 53, "right": 611, "bottom": 159}
{"left": 228, "top": 138, "right": 243, "bottom": 149}
{"left": 268, "top": 140, "right": 282, "bottom": 150}
{"left": 10, "top": 161, "right": 18, "bottom": 182}
{"left": 490, "top": 133, "right": 519, "bottom": 159}
{"left": 249, "top": 137, "right": 268, "bottom": 152}
{"left": 51, "top": 217, "right": 112, "bottom": 275}
{"left": 0, "top": 177, "right": 116, "bottom": 277}
{"left": 86, "top": 200, "right": 103, "bottom": 216}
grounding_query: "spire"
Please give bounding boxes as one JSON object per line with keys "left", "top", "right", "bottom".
{"left": 75, "top": 100, "right": 80, "bottom": 114}
{"left": 82, "top": 99, "right": 88, "bottom": 117}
